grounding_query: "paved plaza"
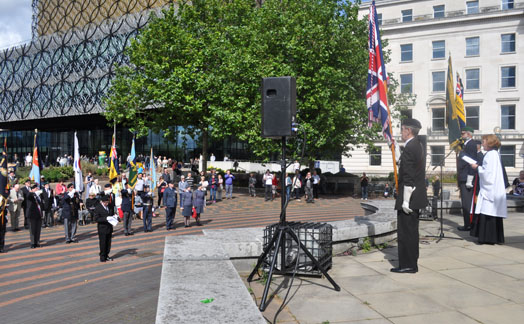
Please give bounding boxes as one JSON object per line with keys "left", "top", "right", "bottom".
{"left": 0, "top": 191, "right": 363, "bottom": 324}
{"left": 246, "top": 207, "right": 524, "bottom": 324}
{"left": 2, "top": 192, "right": 523, "bottom": 324}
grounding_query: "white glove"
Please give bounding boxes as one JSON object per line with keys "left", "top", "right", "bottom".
{"left": 402, "top": 186, "right": 415, "bottom": 214}
{"left": 466, "top": 175, "right": 474, "bottom": 189}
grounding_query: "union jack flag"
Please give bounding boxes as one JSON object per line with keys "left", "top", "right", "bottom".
{"left": 367, "top": 0, "right": 393, "bottom": 143}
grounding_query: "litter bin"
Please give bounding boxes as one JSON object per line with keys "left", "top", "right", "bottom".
{"left": 98, "top": 151, "right": 106, "bottom": 166}
{"left": 442, "top": 190, "right": 450, "bottom": 200}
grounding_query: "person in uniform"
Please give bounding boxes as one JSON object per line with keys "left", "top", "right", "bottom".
{"left": 21, "top": 179, "right": 31, "bottom": 229}
{"left": 120, "top": 183, "right": 133, "bottom": 235}
{"left": 163, "top": 181, "right": 177, "bottom": 230}
{"left": 8, "top": 184, "right": 23, "bottom": 231}
{"left": 95, "top": 195, "right": 114, "bottom": 262}
{"left": 0, "top": 196, "right": 7, "bottom": 252}
{"left": 61, "top": 183, "right": 81, "bottom": 243}
{"left": 180, "top": 187, "right": 193, "bottom": 227}
{"left": 41, "top": 182, "right": 54, "bottom": 227}
{"left": 27, "top": 184, "right": 44, "bottom": 248}
{"left": 193, "top": 184, "right": 205, "bottom": 227}
{"left": 140, "top": 185, "right": 154, "bottom": 232}
{"left": 457, "top": 126, "right": 477, "bottom": 231}
{"left": 391, "top": 118, "right": 428, "bottom": 274}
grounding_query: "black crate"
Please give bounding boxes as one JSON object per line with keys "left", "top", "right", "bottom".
{"left": 263, "top": 222, "right": 333, "bottom": 276}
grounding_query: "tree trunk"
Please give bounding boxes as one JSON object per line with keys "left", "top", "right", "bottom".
{"left": 201, "top": 127, "right": 208, "bottom": 172}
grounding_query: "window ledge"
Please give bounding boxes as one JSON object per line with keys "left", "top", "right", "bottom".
{"left": 431, "top": 57, "right": 446, "bottom": 61}
{"left": 499, "top": 87, "right": 517, "bottom": 92}
{"left": 465, "top": 54, "right": 480, "bottom": 58}
{"left": 500, "top": 51, "right": 516, "bottom": 55}
{"left": 400, "top": 60, "right": 413, "bottom": 64}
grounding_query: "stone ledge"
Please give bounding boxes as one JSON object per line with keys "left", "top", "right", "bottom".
{"left": 156, "top": 236, "right": 266, "bottom": 324}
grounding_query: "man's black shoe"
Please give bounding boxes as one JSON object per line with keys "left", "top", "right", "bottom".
{"left": 0, "top": 249, "right": 4, "bottom": 253}
{"left": 66, "top": 240, "right": 71, "bottom": 244}
{"left": 100, "top": 259, "right": 106, "bottom": 262}
{"left": 457, "top": 226, "right": 471, "bottom": 231}
{"left": 106, "top": 257, "right": 113, "bottom": 261}
{"left": 30, "top": 244, "right": 36, "bottom": 249}
{"left": 36, "top": 244, "right": 41, "bottom": 247}
{"left": 390, "top": 267, "right": 418, "bottom": 274}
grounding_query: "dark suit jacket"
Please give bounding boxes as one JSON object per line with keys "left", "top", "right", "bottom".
{"left": 457, "top": 139, "right": 477, "bottom": 182}
{"left": 21, "top": 186, "right": 31, "bottom": 210}
{"left": 395, "top": 136, "right": 428, "bottom": 211}
{"left": 120, "top": 189, "right": 132, "bottom": 213}
{"left": 61, "top": 192, "right": 81, "bottom": 220}
{"left": 94, "top": 202, "right": 113, "bottom": 235}
{"left": 42, "top": 188, "right": 54, "bottom": 212}
{"left": 25, "top": 193, "right": 43, "bottom": 220}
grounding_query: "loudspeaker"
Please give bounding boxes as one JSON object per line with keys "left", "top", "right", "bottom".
{"left": 261, "top": 76, "right": 296, "bottom": 138}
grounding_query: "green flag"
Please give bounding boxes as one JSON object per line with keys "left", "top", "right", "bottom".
{"left": 128, "top": 137, "right": 137, "bottom": 189}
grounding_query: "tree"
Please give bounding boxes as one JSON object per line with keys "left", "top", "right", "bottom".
{"left": 104, "top": 0, "right": 379, "bottom": 168}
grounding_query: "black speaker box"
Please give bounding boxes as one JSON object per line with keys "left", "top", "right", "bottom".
{"left": 261, "top": 76, "right": 296, "bottom": 138}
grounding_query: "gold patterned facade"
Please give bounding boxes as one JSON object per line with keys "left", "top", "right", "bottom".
{"left": 35, "top": 0, "right": 173, "bottom": 36}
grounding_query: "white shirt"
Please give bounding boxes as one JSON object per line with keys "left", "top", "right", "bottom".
{"left": 210, "top": 155, "right": 216, "bottom": 162}
{"left": 475, "top": 150, "right": 507, "bottom": 218}
{"left": 264, "top": 173, "right": 273, "bottom": 185}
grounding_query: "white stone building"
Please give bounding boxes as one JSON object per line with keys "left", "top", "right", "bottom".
{"left": 344, "top": 0, "right": 524, "bottom": 180}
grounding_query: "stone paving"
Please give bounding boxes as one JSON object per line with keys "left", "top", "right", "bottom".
{"left": 244, "top": 205, "right": 524, "bottom": 324}
{"left": 0, "top": 191, "right": 363, "bottom": 324}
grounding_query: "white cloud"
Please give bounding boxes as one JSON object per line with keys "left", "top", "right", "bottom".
{"left": 0, "top": 0, "right": 32, "bottom": 49}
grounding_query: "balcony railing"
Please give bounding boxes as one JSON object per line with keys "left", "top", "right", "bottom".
{"left": 381, "top": 3, "right": 523, "bottom": 27}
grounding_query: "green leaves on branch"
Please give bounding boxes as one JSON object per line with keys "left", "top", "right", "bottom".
{"left": 104, "top": 0, "right": 379, "bottom": 161}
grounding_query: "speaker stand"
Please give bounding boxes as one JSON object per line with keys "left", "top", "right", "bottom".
{"left": 246, "top": 137, "right": 340, "bottom": 312}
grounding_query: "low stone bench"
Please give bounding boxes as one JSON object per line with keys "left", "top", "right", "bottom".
{"left": 507, "top": 195, "right": 524, "bottom": 212}
{"left": 155, "top": 236, "right": 265, "bottom": 324}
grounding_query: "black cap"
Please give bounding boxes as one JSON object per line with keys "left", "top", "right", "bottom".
{"left": 31, "top": 184, "right": 39, "bottom": 189}
{"left": 67, "top": 183, "right": 74, "bottom": 188}
{"left": 144, "top": 185, "right": 150, "bottom": 189}
{"left": 402, "top": 118, "right": 422, "bottom": 129}
{"left": 104, "top": 183, "right": 112, "bottom": 188}
{"left": 25, "top": 179, "right": 31, "bottom": 183}
{"left": 461, "top": 126, "right": 474, "bottom": 133}
{"left": 101, "top": 195, "right": 110, "bottom": 202}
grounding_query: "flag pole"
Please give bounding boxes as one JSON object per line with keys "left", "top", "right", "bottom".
{"left": 386, "top": 109, "right": 399, "bottom": 192}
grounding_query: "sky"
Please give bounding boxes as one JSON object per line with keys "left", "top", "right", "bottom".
{"left": 0, "top": 0, "right": 33, "bottom": 49}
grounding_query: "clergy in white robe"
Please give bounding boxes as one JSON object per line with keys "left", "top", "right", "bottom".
{"left": 471, "top": 134, "right": 507, "bottom": 244}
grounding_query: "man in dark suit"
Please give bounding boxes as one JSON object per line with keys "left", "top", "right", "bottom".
{"left": 163, "top": 181, "right": 177, "bottom": 230}
{"left": 21, "top": 179, "right": 31, "bottom": 229}
{"left": 26, "top": 184, "right": 43, "bottom": 248}
{"left": 95, "top": 195, "right": 114, "bottom": 262}
{"left": 457, "top": 126, "right": 477, "bottom": 231}
{"left": 41, "top": 182, "right": 54, "bottom": 227}
{"left": 392, "top": 119, "right": 428, "bottom": 274}
{"left": 120, "top": 183, "right": 133, "bottom": 236}
{"left": 61, "top": 183, "right": 81, "bottom": 243}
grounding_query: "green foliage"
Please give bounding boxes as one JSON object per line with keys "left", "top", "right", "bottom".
{"left": 15, "top": 166, "right": 30, "bottom": 179}
{"left": 96, "top": 167, "right": 109, "bottom": 176}
{"left": 41, "top": 166, "right": 74, "bottom": 182}
{"left": 81, "top": 161, "right": 98, "bottom": 176}
{"left": 104, "top": 0, "right": 379, "bottom": 165}
{"left": 360, "top": 237, "right": 373, "bottom": 252}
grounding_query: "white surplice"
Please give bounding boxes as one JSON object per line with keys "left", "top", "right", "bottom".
{"left": 475, "top": 150, "right": 507, "bottom": 218}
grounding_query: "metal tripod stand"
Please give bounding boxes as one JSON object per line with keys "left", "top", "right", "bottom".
{"left": 246, "top": 137, "right": 340, "bottom": 311}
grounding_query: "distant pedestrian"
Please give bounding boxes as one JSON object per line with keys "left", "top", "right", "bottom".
{"left": 180, "top": 187, "right": 193, "bottom": 227}
{"left": 248, "top": 172, "right": 257, "bottom": 197}
{"left": 360, "top": 173, "right": 369, "bottom": 200}
{"left": 312, "top": 170, "right": 320, "bottom": 199}
{"left": 292, "top": 171, "right": 301, "bottom": 201}
{"left": 224, "top": 170, "right": 234, "bottom": 199}
{"left": 217, "top": 174, "right": 224, "bottom": 201}
{"left": 263, "top": 170, "right": 273, "bottom": 201}
{"left": 304, "top": 172, "right": 314, "bottom": 203}
{"left": 193, "top": 185, "right": 205, "bottom": 227}
{"left": 163, "top": 182, "right": 177, "bottom": 231}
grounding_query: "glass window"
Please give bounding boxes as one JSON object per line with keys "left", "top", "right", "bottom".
{"left": 500, "top": 146, "right": 515, "bottom": 167}
{"left": 501, "top": 105, "right": 515, "bottom": 129}
{"left": 377, "top": 13, "right": 382, "bottom": 26}
{"left": 467, "top": 1, "right": 479, "bottom": 14}
{"left": 465, "top": 68, "right": 480, "bottom": 90}
{"left": 401, "top": 44, "right": 413, "bottom": 62}
{"left": 402, "top": 9, "right": 412, "bottom": 22}
{"left": 501, "top": 33, "right": 516, "bottom": 53}
{"left": 466, "top": 37, "right": 479, "bottom": 56}
{"left": 502, "top": 0, "right": 514, "bottom": 10}
{"left": 400, "top": 73, "right": 413, "bottom": 94}
{"left": 432, "top": 108, "right": 445, "bottom": 131}
{"left": 433, "top": 5, "right": 445, "bottom": 18}
{"left": 431, "top": 146, "right": 445, "bottom": 166}
{"left": 400, "top": 109, "right": 413, "bottom": 120}
{"left": 501, "top": 66, "right": 516, "bottom": 88}
{"left": 369, "top": 147, "right": 382, "bottom": 166}
{"left": 466, "top": 106, "right": 479, "bottom": 130}
{"left": 432, "top": 40, "right": 445, "bottom": 59}
{"left": 432, "top": 71, "right": 445, "bottom": 92}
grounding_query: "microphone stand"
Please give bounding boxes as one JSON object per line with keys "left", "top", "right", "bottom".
{"left": 427, "top": 148, "right": 463, "bottom": 243}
